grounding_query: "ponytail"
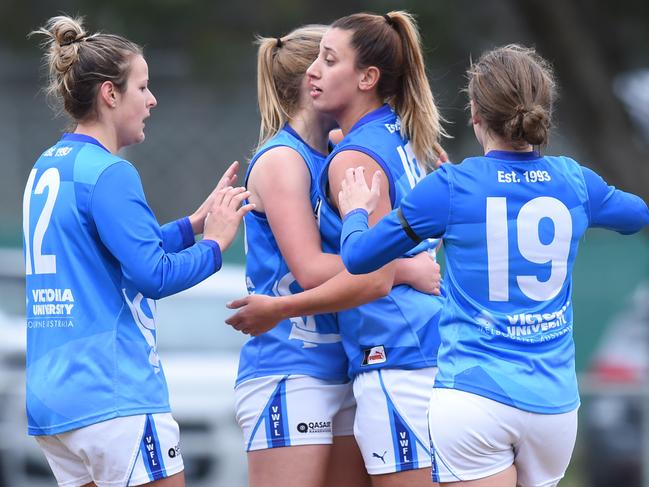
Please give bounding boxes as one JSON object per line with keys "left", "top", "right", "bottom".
{"left": 256, "top": 36, "right": 285, "bottom": 149}
{"left": 387, "top": 11, "right": 446, "bottom": 166}
{"left": 332, "top": 11, "right": 446, "bottom": 167}
{"left": 254, "top": 25, "right": 328, "bottom": 151}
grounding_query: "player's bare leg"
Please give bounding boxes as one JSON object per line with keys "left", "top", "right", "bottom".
{"left": 248, "top": 445, "right": 331, "bottom": 487}
{"left": 370, "top": 467, "right": 438, "bottom": 487}
{"left": 441, "top": 465, "right": 517, "bottom": 487}
{"left": 325, "top": 435, "right": 370, "bottom": 487}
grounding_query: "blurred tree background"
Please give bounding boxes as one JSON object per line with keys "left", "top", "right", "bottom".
{"left": 2, "top": 1, "right": 649, "bottom": 485}
{"left": 3, "top": 0, "right": 649, "bottom": 351}
{"left": 2, "top": 0, "right": 648, "bottom": 250}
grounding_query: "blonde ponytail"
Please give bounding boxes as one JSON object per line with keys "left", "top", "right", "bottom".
{"left": 256, "top": 36, "right": 286, "bottom": 149}
{"left": 254, "top": 25, "right": 328, "bottom": 151}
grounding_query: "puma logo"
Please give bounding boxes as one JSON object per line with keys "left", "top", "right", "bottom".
{"left": 372, "top": 450, "right": 387, "bottom": 464}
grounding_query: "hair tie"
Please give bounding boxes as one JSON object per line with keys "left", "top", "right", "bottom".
{"left": 60, "top": 34, "right": 87, "bottom": 47}
{"left": 276, "top": 37, "right": 283, "bottom": 48}
{"left": 383, "top": 14, "right": 395, "bottom": 27}
{"left": 515, "top": 105, "right": 527, "bottom": 115}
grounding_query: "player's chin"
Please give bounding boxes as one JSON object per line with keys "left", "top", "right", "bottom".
{"left": 133, "top": 131, "right": 146, "bottom": 145}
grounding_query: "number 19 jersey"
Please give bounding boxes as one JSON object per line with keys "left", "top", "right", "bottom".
{"left": 341, "top": 150, "right": 649, "bottom": 413}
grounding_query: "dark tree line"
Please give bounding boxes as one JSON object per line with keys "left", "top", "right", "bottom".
{"left": 1, "top": 0, "right": 648, "bottom": 233}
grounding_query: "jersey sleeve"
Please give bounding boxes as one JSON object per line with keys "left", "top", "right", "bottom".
{"left": 91, "top": 162, "right": 221, "bottom": 299}
{"left": 340, "top": 167, "right": 451, "bottom": 274}
{"left": 160, "top": 217, "right": 195, "bottom": 252}
{"left": 581, "top": 166, "right": 649, "bottom": 234}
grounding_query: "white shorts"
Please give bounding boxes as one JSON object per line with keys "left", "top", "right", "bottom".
{"left": 35, "top": 413, "right": 183, "bottom": 487}
{"left": 234, "top": 375, "right": 354, "bottom": 451}
{"left": 429, "top": 388, "right": 578, "bottom": 487}
{"left": 353, "top": 367, "right": 437, "bottom": 475}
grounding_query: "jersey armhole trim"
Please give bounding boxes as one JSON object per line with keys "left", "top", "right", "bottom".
{"left": 245, "top": 144, "right": 314, "bottom": 218}
{"left": 332, "top": 145, "right": 396, "bottom": 207}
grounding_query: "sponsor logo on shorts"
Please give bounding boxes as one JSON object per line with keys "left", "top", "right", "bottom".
{"left": 362, "top": 345, "right": 387, "bottom": 366}
{"left": 168, "top": 444, "right": 181, "bottom": 458}
{"left": 296, "top": 421, "right": 332, "bottom": 434}
{"left": 372, "top": 450, "right": 388, "bottom": 464}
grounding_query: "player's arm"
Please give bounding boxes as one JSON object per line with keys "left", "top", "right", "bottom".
{"left": 226, "top": 150, "right": 402, "bottom": 335}
{"left": 249, "top": 146, "right": 343, "bottom": 290}
{"left": 159, "top": 217, "right": 195, "bottom": 253}
{"left": 92, "top": 162, "right": 223, "bottom": 299}
{"left": 288, "top": 148, "right": 400, "bottom": 300}
{"left": 251, "top": 146, "right": 439, "bottom": 292}
{"left": 339, "top": 166, "right": 451, "bottom": 274}
{"left": 582, "top": 166, "right": 649, "bottom": 234}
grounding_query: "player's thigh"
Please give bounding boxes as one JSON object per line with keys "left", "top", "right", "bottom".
{"left": 353, "top": 367, "right": 436, "bottom": 475}
{"left": 331, "top": 381, "right": 355, "bottom": 438}
{"left": 248, "top": 444, "right": 331, "bottom": 487}
{"left": 36, "top": 433, "right": 94, "bottom": 487}
{"left": 514, "top": 407, "right": 578, "bottom": 487}
{"left": 38, "top": 413, "right": 183, "bottom": 487}
{"left": 326, "top": 385, "right": 371, "bottom": 487}
{"left": 440, "top": 465, "right": 517, "bottom": 487}
{"left": 77, "top": 471, "right": 186, "bottom": 487}
{"left": 429, "top": 388, "right": 519, "bottom": 485}
{"left": 235, "top": 374, "right": 350, "bottom": 452}
{"left": 370, "top": 465, "right": 436, "bottom": 487}
{"left": 138, "top": 471, "right": 185, "bottom": 487}
{"left": 325, "top": 434, "right": 370, "bottom": 487}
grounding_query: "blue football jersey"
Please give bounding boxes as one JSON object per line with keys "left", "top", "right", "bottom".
{"left": 23, "top": 133, "right": 221, "bottom": 435}
{"left": 318, "top": 105, "right": 444, "bottom": 378}
{"left": 341, "top": 150, "right": 649, "bottom": 413}
{"left": 237, "top": 125, "right": 348, "bottom": 385}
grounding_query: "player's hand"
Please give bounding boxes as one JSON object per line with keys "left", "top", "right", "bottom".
{"left": 203, "top": 186, "right": 254, "bottom": 252}
{"left": 432, "top": 142, "right": 449, "bottom": 169}
{"left": 338, "top": 166, "right": 381, "bottom": 217}
{"left": 190, "top": 161, "right": 239, "bottom": 234}
{"left": 225, "top": 294, "right": 284, "bottom": 336}
{"left": 401, "top": 251, "right": 442, "bottom": 295}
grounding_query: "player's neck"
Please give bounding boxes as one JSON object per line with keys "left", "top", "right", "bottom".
{"left": 74, "top": 121, "right": 119, "bottom": 154}
{"left": 289, "top": 109, "right": 332, "bottom": 154}
{"left": 335, "top": 95, "right": 383, "bottom": 137}
{"left": 482, "top": 133, "right": 533, "bottom": 154}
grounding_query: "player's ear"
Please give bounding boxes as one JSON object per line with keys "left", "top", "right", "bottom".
{"left": 99, "top": 81, "right": 118, "bottom": 109}
{"left": 470, "top": 100, "right": 480, "bottom": 125}
{"left": 359, "top": 66, "right": 380, "bottom": 92}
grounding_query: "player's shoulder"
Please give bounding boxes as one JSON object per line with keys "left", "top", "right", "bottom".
{"left": 339, "top": 107, "right": 400, "bottom": 146}
{"left": 76, "top": 146, "right": 132, "bottom": 185}
{"left": 440, "top": 155, "right": 488, "bottom": 178}
{"left": 541, "top": 154, "right": 581, "bottom": 168}
{"left": 252, "top": 145, "right": 312, "bottom": 187}
{"left": 252, "top": 128, "right": 318, "bottom": 167}
{"left": 540, "top": 155, "right": 588, "bottom": 184}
